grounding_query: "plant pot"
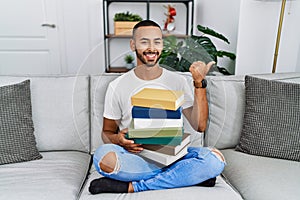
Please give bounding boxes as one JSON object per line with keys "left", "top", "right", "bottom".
{"left": 126, "top": 63, "right": 134, "bottom": 69}
{"left": 114, "top": 21, "right": 139, "bottom": 35}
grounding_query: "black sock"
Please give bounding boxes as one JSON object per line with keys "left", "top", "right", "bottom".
{"left": 195, "top": 177, "right": 216, "bottom": 187}
{"left": 89, "top": 177, "right": 129, "bottom": 194}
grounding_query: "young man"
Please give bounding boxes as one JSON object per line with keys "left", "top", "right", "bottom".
{"left": 89, "top": 20, "right": 225, "bottom": 194}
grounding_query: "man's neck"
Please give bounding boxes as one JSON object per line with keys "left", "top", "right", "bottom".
{"left": 134, "top": 64, "right": 163, "bottom": 80}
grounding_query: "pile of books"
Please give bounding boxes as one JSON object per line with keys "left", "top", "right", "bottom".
{"left": 127, "top": 88, "right": 191, "bottom": 166}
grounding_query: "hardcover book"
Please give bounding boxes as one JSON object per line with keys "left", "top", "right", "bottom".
{"left": 131, "top": 88, "right": 184, "bottom": 111}
{"left": 138, "top": 145, "right": 188, "bottom": 166}
{"left": 142, "top": 133, "right": 191, "bottom": 155}
{"left": 132, "top": 106, "right": 182, "bottom": 119}
{"left": 127, "top": 124, "right": 183, "bottom": 138}
{"left": 129, "top": 136, "right": 183, "bottom": 146}
{"left": 133, "top": 117, "right": 183, "bottom": 129}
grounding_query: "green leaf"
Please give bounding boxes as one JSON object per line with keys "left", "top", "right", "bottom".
{"left": 162, "top": 36, "right": 178, "bottom": 54}
{"left": 189, "top": 36, "right": 217, "bottom": 62}
{"left": 215, "top": 51, "right": 236, "bottom": 60}
{"left": 160, "top": 25, "right": 236, "bottom": 75}
{"left": 197, "top": 25, "right": 230, "bottom": 44}
{"left": 159, "top": 53, "right": 179, "bottom": 71}
{"left": 177, "top": 58, "right": 192, "bottom": 72}
{"left": 114, "top": 11, "right": 142, "bottom": 21}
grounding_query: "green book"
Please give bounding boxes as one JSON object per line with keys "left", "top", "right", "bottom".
{"left": 127, "top": 135, "right": 183, "bottom": 146}
{"left": 127, "top": 122, "right": 183, "bottom": 138}
{"left": 126, "top": 121, "right": 183, "bottom": 146}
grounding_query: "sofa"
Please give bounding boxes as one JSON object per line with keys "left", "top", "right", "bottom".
{"left": 0, "top": 72, "right": 299, "bottom": 200}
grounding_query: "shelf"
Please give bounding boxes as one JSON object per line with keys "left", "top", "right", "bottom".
{"left": 106, "top": 67, "right": 130, "bottom": 73}
{"left": 103, "top": 0, "right": 194, "bottom": 72}
{"left": 106, "top": 34, "right": 189, "bottom": 39}
{"left": 105, "top": 0, "right": 193, "bottom": 3}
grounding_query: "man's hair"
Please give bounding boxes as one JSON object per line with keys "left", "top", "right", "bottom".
{"left": 132, "top": 20, "right": 161, "bottom": 38}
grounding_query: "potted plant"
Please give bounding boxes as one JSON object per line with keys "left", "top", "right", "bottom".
{"left": 159, "top": 25, "right": 236, "bottom": 75}
{"left": 124, "top": 54, "right": 135, "bottom": 69}
{"left": 114, "top": 11, "right": 143, "bottom": 35}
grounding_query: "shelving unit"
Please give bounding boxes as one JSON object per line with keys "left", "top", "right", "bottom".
{"left": 103, "top": 0, "right": 194, "bottom": 72}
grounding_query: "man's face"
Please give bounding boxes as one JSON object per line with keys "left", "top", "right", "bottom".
{"left": 131, "top": 26, "right": 163, "bottom": 67}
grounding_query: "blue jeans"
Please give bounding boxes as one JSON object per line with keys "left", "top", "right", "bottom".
{"left": 93, "top": 144, "right": 225, "bottom": 192}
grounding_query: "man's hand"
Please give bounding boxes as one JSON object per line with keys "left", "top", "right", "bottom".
{"left": 117, "top": 128, "right": 143, "bottom": 153}
{"left": 189, "top": 61, "right": 215, "bottom": 85}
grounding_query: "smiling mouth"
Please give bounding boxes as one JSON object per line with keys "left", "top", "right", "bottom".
{"left": 143, "top": 52, "right": 159, "bottom": 60}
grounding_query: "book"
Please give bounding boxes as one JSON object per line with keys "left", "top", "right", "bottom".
{"left": 133, "top": 117, "right": 183, "bottom": 129}
{"left": 142, "top": 133, "right": 191, "bottom": 155}
{"left": 131, "top": 88, "right": 184, "bottom": 111}
{"left": 127, "top": 123, "right": 183, "bottom": 138}
{"left": 129, "top": 136, "right": 183, "bottom": 146}
{"left": 132, "top": 106, "right": 182, "bottom": 119}
{"left": 138, "top": 145, "right": 188, "bottom": 166}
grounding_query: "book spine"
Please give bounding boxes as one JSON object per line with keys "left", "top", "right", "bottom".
{"left": 142, "top": 133, "right": 191, "bottom": 155}
{"left": 139, "top": 146, "right": 188, "bottom": 166}
{"left": 127, "top": 127, "right": 183, "bottom": 138}
{"left": 131, "top": 98, "right": 178, "bottom": 111}
{"left": 132, "top": 136, "right": 182, "bottom": 146}
{"left": 143, "top": 144, "right": 176, "bottom": 155}
{"left": 132, "top": 106, "right": 182, "bottom": 119}
{"left": 133, "top": 118, "right": 183, "bottom": 129}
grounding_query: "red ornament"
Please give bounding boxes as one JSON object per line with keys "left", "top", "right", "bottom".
{"left": 164, "top": 5, "right": 176, "bottom": 32}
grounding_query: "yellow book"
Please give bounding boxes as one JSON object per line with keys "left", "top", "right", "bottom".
{"left": 131, "top": 88, "right": 184, "bottom": 111}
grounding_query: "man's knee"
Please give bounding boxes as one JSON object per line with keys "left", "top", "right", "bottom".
{"left": 210, "top": 148, "right": 225, "bottom": 162}
{"left": 100, "top": 151, "right": 117, "bottom": 173}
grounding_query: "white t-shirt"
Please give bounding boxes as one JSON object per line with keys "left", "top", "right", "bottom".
{"left": 103, "top": 68, "right": 193, "bottom": 130}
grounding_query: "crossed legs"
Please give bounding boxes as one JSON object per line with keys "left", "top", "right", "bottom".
{"left": 90, "top": 144, "right": 225, "bottom": 194}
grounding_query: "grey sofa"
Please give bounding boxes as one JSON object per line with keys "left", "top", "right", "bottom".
{"left": 0, "top": 72, "right": 299, "bottom": 200}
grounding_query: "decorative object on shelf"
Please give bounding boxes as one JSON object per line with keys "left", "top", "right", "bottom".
{"left": 163, "top": 5, "right": 176, "bottom": 32}
{"left": 124, "top": 54, "right": 135, "bottom": 69}
{"left": 159, "top": 25, "right": 236, "bottom": 75}
{"left": 113, "top": 11, "right": 143, "bottom": 35}
{"left": 272, "top": 0, "right": 287, "bottom": 73}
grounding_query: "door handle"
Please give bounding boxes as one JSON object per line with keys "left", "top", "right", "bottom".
{"left": 41, "top": 23, "right": 56, "bottom": 28}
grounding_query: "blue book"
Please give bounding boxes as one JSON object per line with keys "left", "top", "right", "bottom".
{"left": 132, "top": 106, "right": 182, "bottom": 119}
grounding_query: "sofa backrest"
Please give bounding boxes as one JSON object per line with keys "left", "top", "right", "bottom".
{"left": 205, "top": 72, "right": 300, "bottom": 150}
{"left": 90, "top": 73, "right": 120, "bottom": 153}
{"left": 0, "top": 75, "right": 90, "bottom": 153}
{"left": 90, "top": 72, "right": 203, "bottom": 153}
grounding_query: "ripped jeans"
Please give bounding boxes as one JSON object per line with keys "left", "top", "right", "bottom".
{"left": 93, "top": 144, "right": 225, "bottom": 192}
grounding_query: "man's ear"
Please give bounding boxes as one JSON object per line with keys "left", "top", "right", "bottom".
{"left": 130, "top": 39, "right": 135, "bottom": 51}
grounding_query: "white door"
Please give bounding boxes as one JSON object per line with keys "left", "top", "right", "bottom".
{"left": 0, "top": 0, "right": 62, "bottom": 75}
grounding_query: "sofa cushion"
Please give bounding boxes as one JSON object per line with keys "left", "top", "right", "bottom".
{"left": 90, "top": 74, "right": 120, "bottom": 153}
{"left": 205, "top": 72, "right": 300, "bottom": 150}
{"left": 221, "top": 149, "right": 300, "bottom": 200}
{"left": 0, "top": 151, "right": 91, "bottom": 200}
{"left": 236, "top": 76, "right": 300, "bottom": 161}
{"left": 205, "top": 75, "right": 245, "bottom": 149}
{"left": 78, "top": 165, "right": 243, "bottom": 200}
{"left": 0, "top": 80, "right": 42, "bottom": 165}
{"left": 0, "top": 75, "right": 90, "bottom": 152}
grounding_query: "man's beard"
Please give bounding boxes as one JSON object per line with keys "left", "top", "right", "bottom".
{"left": 135, "top": 50, "right": 161, "bottom": 67}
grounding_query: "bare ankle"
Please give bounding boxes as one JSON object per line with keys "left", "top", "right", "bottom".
{"left": 128, "top": 182, "right": 134, "bottom": 193}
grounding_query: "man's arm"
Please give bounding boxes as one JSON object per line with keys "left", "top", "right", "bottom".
{"left": 102, "top": 117, "right": 143, "bottom": 153}
{"left": 183, "top": 61, "right": 214, "bottom": 132}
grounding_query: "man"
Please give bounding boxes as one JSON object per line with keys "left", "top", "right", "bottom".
{"left": 89, "top": 20, "right": 225, "bottom": 194}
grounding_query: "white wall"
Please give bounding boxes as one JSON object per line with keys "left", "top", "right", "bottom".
{"left": 235, "top": 0, "right": 300, "bottom": 75}
{"left": 60, "top": 0, "right": 105, "bottom": 75}
{"left": 194, "top": 0, "right": 241, "bottom": 74}
{"left": 1, "top": 0, "right": 299, "bottom": 75}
